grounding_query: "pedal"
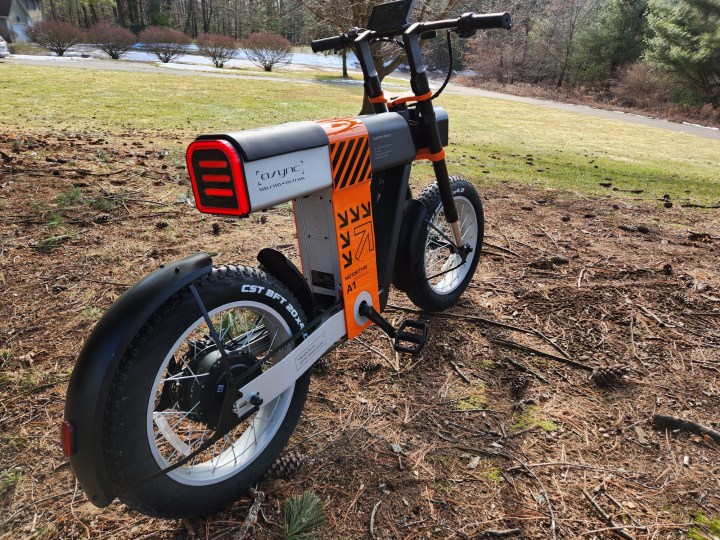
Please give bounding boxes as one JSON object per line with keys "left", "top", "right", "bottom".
{"left": 394, "top": 319, "right": 427, "bottom": 356}
{"left": 358, "top": 301, "right": 426, "bottom": 355}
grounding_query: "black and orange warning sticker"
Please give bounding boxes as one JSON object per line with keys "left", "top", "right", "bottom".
{"left": 317, "top": 118, "right": 379, "bottom": 339}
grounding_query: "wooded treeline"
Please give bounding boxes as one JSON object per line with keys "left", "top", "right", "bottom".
{"left": 40, "top": 0, "right": 720, "bottom": 107}
{"left": 468, "top": 0, "right": 720, "bottom": 107}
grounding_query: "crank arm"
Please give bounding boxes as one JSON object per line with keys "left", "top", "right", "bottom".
{"left": 233, "top": 310, "right": 347, "bottom": 417}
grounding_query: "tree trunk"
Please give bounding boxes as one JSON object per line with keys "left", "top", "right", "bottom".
{"left": 115, "top": 0, "right": 127, "bottom": 27}
{"left": 81, "top": 3, "right": 90, "bottom": 29}
{"left": 342, "top": 49, "right": 348, "bottom": 78}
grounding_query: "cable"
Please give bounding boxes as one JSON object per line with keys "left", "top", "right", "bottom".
{"left": 431, "top": 31, "right": 453, "bottom": 101}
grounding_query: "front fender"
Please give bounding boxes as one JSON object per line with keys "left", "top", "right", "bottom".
{"left": 64, "top": 253, "right": 213, "bottom": 507}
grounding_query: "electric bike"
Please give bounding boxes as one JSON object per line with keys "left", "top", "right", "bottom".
{"left": 61, "top": 1, "right": 512, "bottom": 518}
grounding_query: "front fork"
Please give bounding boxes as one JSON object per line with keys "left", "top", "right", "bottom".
{"left": 404, "top": 32, "right": 466, "bottom": 252}
{"left": 354, "top": 32, "right": 466, "bottom": 252}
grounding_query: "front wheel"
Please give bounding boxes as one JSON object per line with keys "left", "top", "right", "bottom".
{"left": 404, "top": 177, "right": 484, "bottom": 312}
{"left": 103, "top": 266, "right": 309, "bottom": 518}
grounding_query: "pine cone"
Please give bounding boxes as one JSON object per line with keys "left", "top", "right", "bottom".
{"left": 674, "top": 292, "right": 695, "bottom": 307}
{"left": 155, "top": 221, "right": 169, "bottom": 230}
{"left": 92, "top": 213, "right": 111, "bottom": 224}
{"left": 312, "top": 356, "right": 330, "bottom": 375}
{"left": 509, "top": 375, "right": 530, "bottom": 398}
{"left": 265, "top": 450, "right": 308, "bottom": 479}
{"left": 590, "top": 365, "right": 630, "bottom": 386}
{"left": 358, "top": 359, "right": 380, "bottom": 373}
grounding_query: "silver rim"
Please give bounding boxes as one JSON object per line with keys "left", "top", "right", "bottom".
{"left": 146, "top": 300, "right": 294, "bottom": 486}
{"left": 424, "top": 196, "right": 479, "bottom": 294}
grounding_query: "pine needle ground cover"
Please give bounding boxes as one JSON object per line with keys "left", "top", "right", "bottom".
{"left": 0, "top": 63, "right": 719, "bottom": 538}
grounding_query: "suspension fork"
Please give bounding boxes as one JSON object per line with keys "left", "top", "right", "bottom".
{"left": 403, "top": 30, "right": 465, "bottom": 250}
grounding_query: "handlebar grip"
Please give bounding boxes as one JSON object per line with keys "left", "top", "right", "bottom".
{"left": 311, "top": 35, "right": 346, "bottom": 53}
{"left": 469, "top": 12, "right": 512, "bottom": 30}
{"left": 457, "top": 12, "right": 512, "bottom": 36}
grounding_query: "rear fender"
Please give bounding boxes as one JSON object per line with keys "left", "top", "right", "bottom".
{"left": 64, "top": 253, "right": 213, "bottom": 507}
{"left": 257, "top": 248, "right": 315, "bottom": 318}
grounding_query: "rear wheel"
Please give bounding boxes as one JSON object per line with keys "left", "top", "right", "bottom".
{"left": 404, "top": 178, "right": 484, "bottom": 311}
{"left": 103, "top": 266, "right": 309, "bottom": 518}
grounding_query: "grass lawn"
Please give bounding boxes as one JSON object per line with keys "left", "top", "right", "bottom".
{"left": 2, "top": 63, "right": 718, "bottom": 204}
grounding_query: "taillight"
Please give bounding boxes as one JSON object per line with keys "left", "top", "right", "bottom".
{"left": 186, "top": 140, "right": 251, "bottom": 217}
{"left": 61, "top": 420, "right": 75, "bottom": 457}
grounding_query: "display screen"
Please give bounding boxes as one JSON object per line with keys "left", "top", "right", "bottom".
{"left": 367, "top": 0, "right": 414, "bottom": 33}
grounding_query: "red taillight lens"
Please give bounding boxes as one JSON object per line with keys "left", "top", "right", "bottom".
{"left": 61, "top": 420, "right": 75, "bottom": 457}
{"left": 186, "top": 140, "right": 250, "bottom": 217}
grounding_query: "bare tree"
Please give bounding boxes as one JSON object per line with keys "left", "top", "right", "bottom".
{"left": 197, "top": 32, "right": 239, "bottom": 67}
{"left": 28, "top": 21, "right": 84, "bottom": 56}
{"left": 87, "top": 22, "right": 137, "bottom": 59}
{"left": 533, "top": 0, "right": 601, "bottom": 87}
{"left": 139, "top": 26, "right": 191, "bottom": 63}
{"left": 243, "top": 32, "right": 292, "bottom": 71}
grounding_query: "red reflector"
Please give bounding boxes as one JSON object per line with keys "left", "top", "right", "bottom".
{"left": 201, "top": 174, "right": 231, "bottom": 183}
{"left": 198, "top": 160, "right": 228, "bottom": 169}
{"left": 186, "top": 139, "right": 250, "bottom": 217}
{"left": 205, "top": 188, "right": 234, "bottom": 197}
{"left": 61, "top": 420, "right": 75, "bottom": 457}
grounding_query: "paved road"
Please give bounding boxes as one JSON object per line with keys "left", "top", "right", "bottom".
{"left": 447, "top": 84, "right": 720, "bottom": 141}
{"left": 5, "top": 55, "right": 720, "bottom": 141}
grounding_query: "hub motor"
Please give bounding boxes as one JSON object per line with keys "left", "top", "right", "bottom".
{"left": 177, "top": 345, "right": 257, "bottom": 430}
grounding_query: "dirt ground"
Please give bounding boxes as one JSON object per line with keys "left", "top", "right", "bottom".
{"left": 0, "top": 130, "right": 718, "bottom": 540}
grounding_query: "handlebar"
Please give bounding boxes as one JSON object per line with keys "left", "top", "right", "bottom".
{"left": 310, "top": 34, "right": 350, "bottom": 53}
{"left": 310, "top": 11, "right": 511, "bottom": 52}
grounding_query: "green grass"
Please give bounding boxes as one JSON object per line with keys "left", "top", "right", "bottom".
{"left": 2, "top": 64, "right": 718, "bottom": 203}
{"left": 1, "top": 64, "right": 360, "bottom": 134}
{"left": 689, "top": 514, "right": 720, "bottom": 540}
{"left": 452, "top": 382, "right": 488, "bottom": 410}
{"left": 0, "top": 467, "right": 22, "bottom": 496}
{"left": 442, "top": 94, "right": 720, "bottom": 203}
{"left": 512, "top": 405, "right": 558, "bottom": 432}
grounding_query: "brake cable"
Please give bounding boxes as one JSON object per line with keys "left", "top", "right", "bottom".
{"left": 430, "top": 31, "right": 453, "bottom": 101}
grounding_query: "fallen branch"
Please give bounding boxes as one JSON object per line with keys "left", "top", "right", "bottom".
{"left": 582, "top": 489, "right": 637, "bottom": 540}
{"left": 461, "top": 447, "right": 557, "bottom": 540}
{"left": 652, "top": 414, "right": 720, "bottom": 445}
{"left": 680, "top": 203, "right": 720, "bottom": 209}
{"left": 505, "top": 357, "right": 550, "bottom": 384}
{"left": 450, "top": 360, "right": 473, "bottom": 384}
{"left": 385, "top": 304, "right": 573, "bottom": 361}
{"left": 483, "top": 241, "right": 523, "bottom": 259}
{"left": 235, "top": 489, "right": 265, "bottom": 540}
{"left": 481, "top": 529, "right": 522, "bottom": 538}
{"left": 636, "top": 304, "right": 675, "bottom": 327}
{"left": 369, "top": 500, "right": 381, "bottom": 538}
{"left": 512, "top": 457, "right": 557, "bottom": 540}
{"left": 492, "top": 338, "right": 593, "bottom": 372}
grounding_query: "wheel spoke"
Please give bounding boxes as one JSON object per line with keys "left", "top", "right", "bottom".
{"left": 160, "top": 372, "right": 209, "bottom": 384}
{"left": 145, "top": 295, "right": 299, "bottom": 486}
{"left": 423, "top": 194, "right": 479, "bottom": 293}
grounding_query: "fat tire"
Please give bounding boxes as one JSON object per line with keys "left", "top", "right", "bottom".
{"left": 103, "top": 265, "right": 309, "bottom": 518}
{"left": 404, "top": 177, "right": 484, "bottom": 311}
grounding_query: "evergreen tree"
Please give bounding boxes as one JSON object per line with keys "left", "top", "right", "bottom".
{"left": 573, "top": 0, "right": 648, "bottom": 85}
{"left": 646, "top": 0, "right": 720, "bottom": 105}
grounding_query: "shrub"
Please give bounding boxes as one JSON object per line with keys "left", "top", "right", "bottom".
{"left": 612, "top": 62, "right": 670, "bottom": 109}
{"left": 87, "top": 22, "right": 136, "bottom": 60}
{"left": 196, "top": 32, "right": 238, "bottom": 68}
{"left": 243, "top": 32, "right": 292, "bottom": 72}
{"left": 139, "top": 26, "right": 190, "bottom": 63}
{"left": 27, "top": 21, "right": 83, "bottom": 57}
